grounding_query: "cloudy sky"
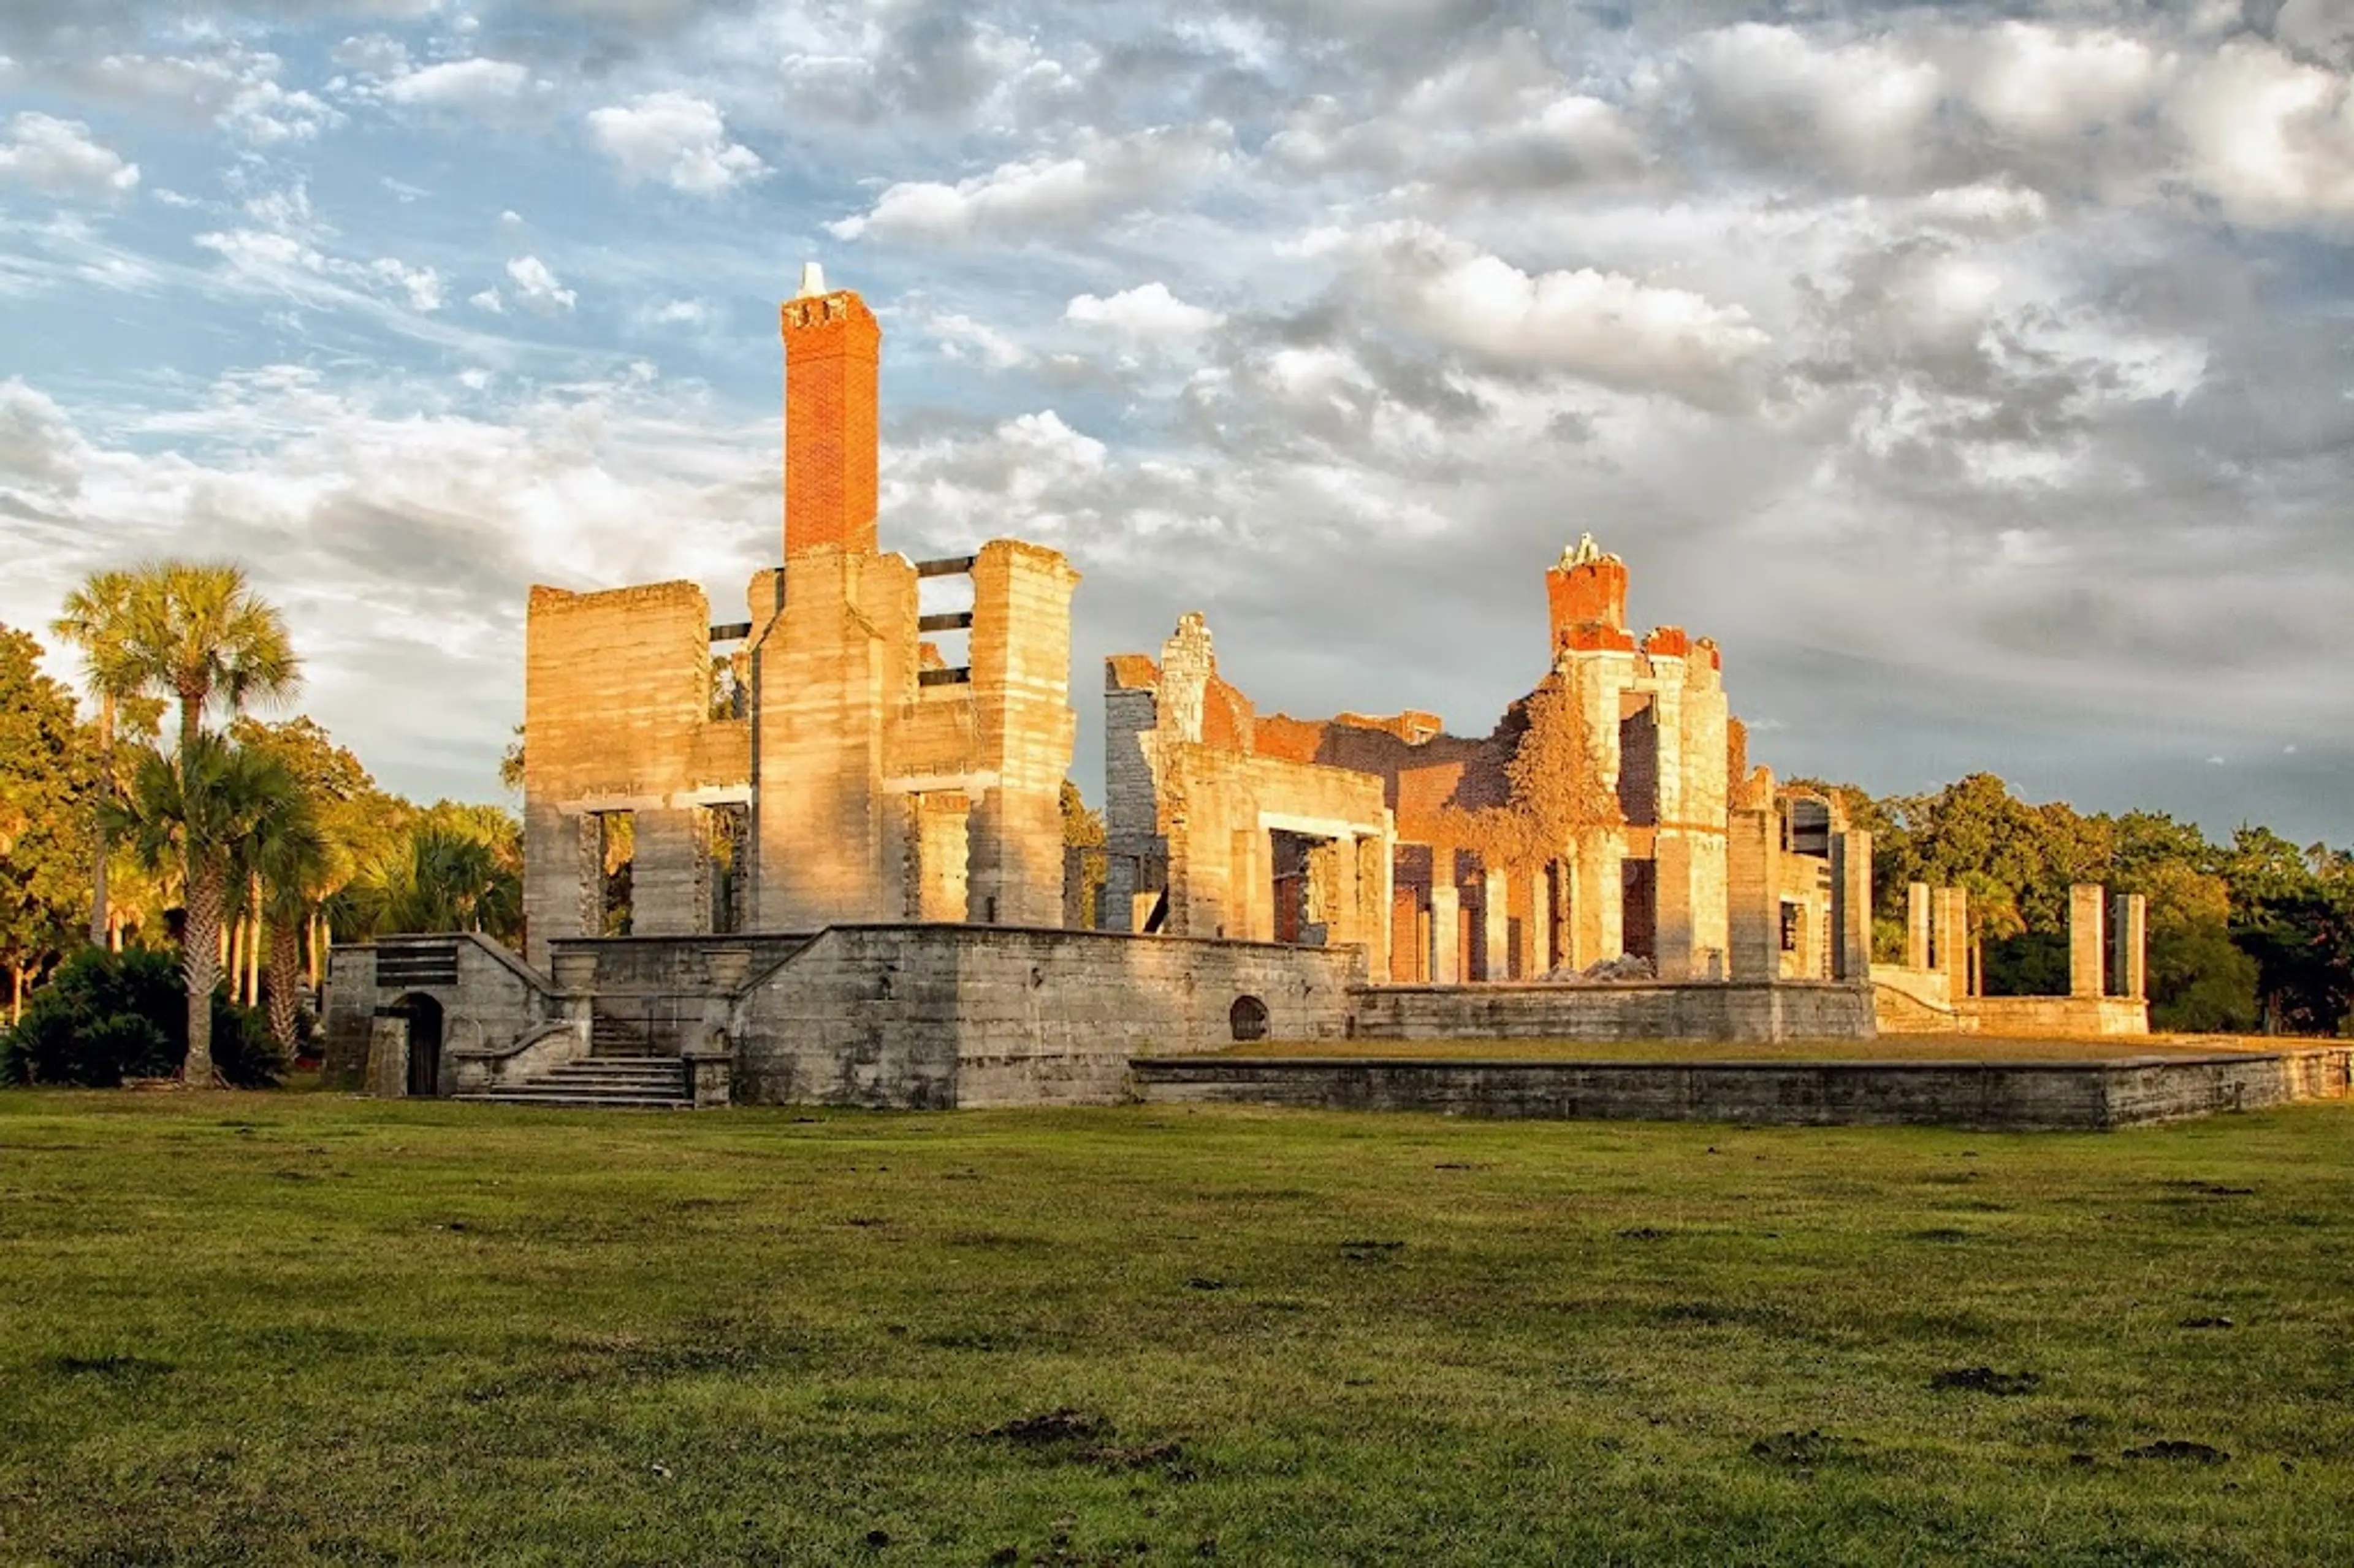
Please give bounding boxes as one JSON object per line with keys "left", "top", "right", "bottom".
{"left": 1, "top": 0, "right": 2350, "bottom": 845}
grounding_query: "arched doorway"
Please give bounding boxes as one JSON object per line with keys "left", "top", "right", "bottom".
{"left": 1229, "top": 995, "right": 1270, "bottom": 1043}
{"left": 397, "top": 992, "right": 444, "bottom": 1097}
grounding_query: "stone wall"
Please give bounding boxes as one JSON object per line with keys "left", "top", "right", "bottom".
{"left": 1965, "top": 995, "right": 2150, "bottom": 1036}
{"left": 1131, "top": 1045, "right": 2354, "bottom": 1131}
{"left": 734, "top": 924, "right": 1365, "bottom": 1108}
{"left": 1347, "top": 980, "right": 1875, "bottom": 1043}
{"left": 321, "top": 934, "right": 561, "bottom": 1092}
{"left": 522, "top": 581, "right": 752, "bottom": 965}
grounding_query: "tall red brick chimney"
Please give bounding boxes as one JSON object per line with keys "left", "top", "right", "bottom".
{"left": 780, "top": 263, "right": 880, "bottom": 558}
{"left": 1545, "top": 533, "right": 1634, "bottom": 653}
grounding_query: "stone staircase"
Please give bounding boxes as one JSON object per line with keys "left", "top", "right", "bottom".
{"left": 455, "top": 1054, "right": 693, "bottom": 1110}
{"left": 588, "top": 1004, "right": 658, "bottom": 1057}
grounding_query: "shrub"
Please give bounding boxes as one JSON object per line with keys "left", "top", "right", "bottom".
{"left": 1, "top": 946, "right": 284, "bottom": 1088}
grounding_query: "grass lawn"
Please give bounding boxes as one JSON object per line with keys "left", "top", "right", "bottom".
{"left": 1209, "top": 1034, "right": 2279, "bottom": 1063}
{"left": 2, "top": 1091, "right": 2350, "bottom": 1566}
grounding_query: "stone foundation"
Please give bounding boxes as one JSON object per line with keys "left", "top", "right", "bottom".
{"left": 1347, "top": 981, "right": 1874, "bottom": 1043}
{"left": 1132, "top": 1045, "right": 2354, "bottom": 1131}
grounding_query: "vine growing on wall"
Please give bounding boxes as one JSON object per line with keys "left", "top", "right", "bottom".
{"left": 1439, "top": 674, "right": 1622, "bottom": 875}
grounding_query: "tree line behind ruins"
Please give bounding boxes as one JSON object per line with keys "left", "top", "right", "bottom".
{"left": 0, "top": 562, "right": 2348, "bottom": 1086}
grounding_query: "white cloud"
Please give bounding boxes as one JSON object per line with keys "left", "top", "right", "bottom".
{"left": 1268, "top": 31, "right": 1648, "bottom": 194}
{"left": 0, "top": 365, "right": 780, "bottom": 802}
{"left": 368, "top": 258, "right": 444, "bottom": 312}
{"left": 382, "top": 57, "right": 534, "bottom": 112}
{"left": 586, "top": 92, "right": 766, "bottom": 195}
{"left": 330, "top": 34, "right": 411, "bottom": 78}
{"left": 2169, "top": 39, "right": 2354, "bottom": 224}
{"left": 2276, "top": 0, "right": 2354, "bottom": 69}
{"left": 1916, "top": 180, "right": 2052, "bottom": 235}
{"left": 194, "top": 224, "right": 452, "bottom": 319}
{"left": 1311, "top": 221, "right": 1772, "bottom": 409}
{"left": 830, "top": 124, "right": 1230, "bottom": 243}
{"left": 224, "top": 78, "right": 343, "bottom": 145}
{"left": 470, "top": 287, "right": 504, "bottom": 313}
{"left": 0, "top": 377, "right": 91, "bottom": 493}
{"left": 1066, "top": 281, "right": 1222, "bottom": 340}
{"left": 505, "top": 254, "right": 575, "bottom": 313}
{"left": 0, "top": 113, "right": 140, "bottom": 199}
{"left": 929, "top": 311, "right": 1027, "bottom": 368}
{"left": 1686, "top": 24, "right": 1944, "bottom": 183}
{"left": 1962, "top": 23, "right": 2168, "bottom": 143}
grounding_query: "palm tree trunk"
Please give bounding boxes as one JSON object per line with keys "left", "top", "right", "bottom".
{"left": 90, "top": 692, "right": 113, "bottom": 946}
{"left": 178, "top": 688, "right": 202, "bottom": 760}
{"left": 267, "top": 914, "right": 302, "bottom": 1056}
{"left": 183, "top": 857, "right": 224, "bottom": 1087}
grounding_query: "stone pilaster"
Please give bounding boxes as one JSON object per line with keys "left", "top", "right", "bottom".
{"left": 1726, "top": 808, "right": 1780, "bottom": 981}
{"left": 1482, "top": 867, "right": 1511, "bottom": 981}
{"left": 2070, "top": 883, "right": 2106, "bottom": 999}
{"left": 1830, "top": 829, "right": 1872, "bottom": 981}
{"left": 2111, "top": 891, "right": 2147, "bottom": 1000}
{"left": 1429, "top": 880, "right": 1460, "bottom": 984}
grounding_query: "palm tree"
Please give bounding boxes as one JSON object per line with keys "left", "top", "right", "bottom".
{"left": 249, "top": 791, "right": 330, "bottom": 1056}
{"left": 123, "top": 562, "right": 303, "bottom": 759}
{"left": 53, "top": 563, "right": 291, "bottom": 942}
{"left": 351, "top": 821, "right": 524, "bottom": 943}
{"left": 106, "top": 737, "right": 305, "bottom": 1086}
{"left": 52, "top": 568, "right": 139, "bottom": 946}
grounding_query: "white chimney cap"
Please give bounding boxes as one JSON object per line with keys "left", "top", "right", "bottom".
{"left": 796, "top": 261, "right": 827, "bottom": 298}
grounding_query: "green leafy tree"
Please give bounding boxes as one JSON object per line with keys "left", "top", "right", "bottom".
{"left": 0, "top": 626, "right": 97, "bottom": 1018}
{"left": 2222, "top": 828, "right": 2353, "bottom": 1033}
{"left": 1061, "top": 779, "right": 1107, "bottom": 928}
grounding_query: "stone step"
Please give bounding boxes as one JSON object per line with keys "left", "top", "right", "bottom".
{"left": 527, "top": 1073, "right": 687, "bottom": 1087}
{"left": 500, "top": 1075, "right": 682, "bottom": 1094}
{"left": 456, "top": 1091, "right": 692, "bottom": 1110}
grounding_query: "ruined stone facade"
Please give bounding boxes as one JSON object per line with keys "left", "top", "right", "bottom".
{"left": 522, "top": 275, "right": 1078, "bottom": 964}
{"left": 1104, "top": 535, "right": 1858, "bottom": 992}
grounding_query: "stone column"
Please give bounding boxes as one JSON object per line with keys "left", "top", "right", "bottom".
{"left": 1726, "top": 809, "right": 1780, "bottom": 982}
{"left": 2069, "top": 883, "right": 2106, "bottom": 998}
{"left": 1480, "top": 867, "right": 1510, "bottom": 981}
{"left": 1569, "top": 834, "right": 1622, "bottom": 970}
{"left": 1905, "top": 882, "right": 1931, "bottom": 970}
{"left": 1653, "top": 835, "right": 1695, "bottom": 981}
{"left": 1100, "top": 850, "right": 1137, "bottom": 933}
{"left": 1527, "top": 861, "right": 1553, "bottom": 975}
{"left": 1357, "top": 837, "right": 1390, "bottom": 979}
{"left": 1428, "top": 880, "right": 1460, "bottom": 985}
{"left": 2111, "top": 891, "right": 2147, "bottom": 1000}
{"left": 1933, "top": 887, "right": 1969, "bottom": 997}
{"left": 1829, "top": 829, "right": 1872, "bottom": 982}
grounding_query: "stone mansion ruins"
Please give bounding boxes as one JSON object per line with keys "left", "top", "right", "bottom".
{"left": 323, "top": 270, "right": 2149, "bottom": 1109}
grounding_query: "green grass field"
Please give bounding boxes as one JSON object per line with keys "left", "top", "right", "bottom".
{"left": 2, "top": 1090, "right": 2350, "bottom": 1566}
